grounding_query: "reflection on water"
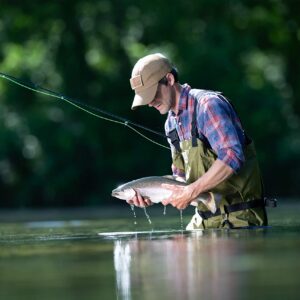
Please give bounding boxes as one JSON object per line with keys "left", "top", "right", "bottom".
{"left": 114, "top": 240, "right": 132, "bottom": 300}
{"left": 113, "top": 231, "right": 243, "bottom": 300}
{"left": 1, "top": 202, "right": 300, "bottom": 300}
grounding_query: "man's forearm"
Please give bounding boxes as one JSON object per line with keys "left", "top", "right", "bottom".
{"left": 189, "top": 159, "right": 234, "bottom": 198}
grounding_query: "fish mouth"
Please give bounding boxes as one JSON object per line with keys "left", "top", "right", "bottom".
{"left": 111, "top": 189, "right": 125, "bottom": 200}
{"left": 111, "top": 189, "right": 119, "bottom": 197}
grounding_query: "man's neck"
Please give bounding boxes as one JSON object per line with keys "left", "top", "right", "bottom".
{"left": 171, "top": 83, "right": 183, "bottom": 115}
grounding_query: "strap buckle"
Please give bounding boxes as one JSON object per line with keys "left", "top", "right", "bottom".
{"left": 264, "top": 197, "right": 277, "bottom": 207}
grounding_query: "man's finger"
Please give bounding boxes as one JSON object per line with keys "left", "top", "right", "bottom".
{"left": 162, "top": 198, "right": 172, "bottom": 206}
{"left": 136, "top": 194, "right": 145, "bottom": 207}
{"left": 144, "top": 198, "right": 153, "bottom": 206}
{"left": 177, "top": 204, "right": 186, "bottom": 210}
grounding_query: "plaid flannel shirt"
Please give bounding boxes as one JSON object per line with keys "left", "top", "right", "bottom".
{"left": 165, "top": 84, "right": 246, "bottom": 178}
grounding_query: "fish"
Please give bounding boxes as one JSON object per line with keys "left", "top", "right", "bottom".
{"left": 111, "top": 176, "right": 220, "bottom": 213}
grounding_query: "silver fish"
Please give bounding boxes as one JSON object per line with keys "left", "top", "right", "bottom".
{"left": 111, "top": 176, "right": 219, "bottom": 213}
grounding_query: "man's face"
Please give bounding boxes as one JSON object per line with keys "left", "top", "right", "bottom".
{"left": 148, "top": 83, "right": 175, "bottom": 114}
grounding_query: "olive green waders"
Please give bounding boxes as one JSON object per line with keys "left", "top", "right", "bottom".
{"left": 168, "top": 90, "right": 268, "bottom": 229}
{"left": 172, "top": 139, "right": 268, "bottom": 229}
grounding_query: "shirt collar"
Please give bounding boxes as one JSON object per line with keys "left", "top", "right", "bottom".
{"left": 171, "top": 83, "right": 191, "bottom": 116}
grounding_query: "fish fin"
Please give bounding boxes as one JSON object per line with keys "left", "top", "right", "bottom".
{"left": 162, "top": 175, "right": 174, "bottom": 179}
{"left": 195, "top": 192, "right": 221, "bottom": 214}
{"left": 162, "top": 175, "right": 186, "bottom": 183}
{"left": 174, "top": 176, "right": 186, "bottom": 183}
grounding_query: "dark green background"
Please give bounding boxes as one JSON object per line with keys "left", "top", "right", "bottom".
{"left": 0, "top": 0, "right": 299, "bottom": 208}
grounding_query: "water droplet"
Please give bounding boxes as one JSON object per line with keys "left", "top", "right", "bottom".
{"left": 179, "top": 209, "right": 184, "bottom": 232}
{"left": 163, "top": 205, "right": 167, "bottom": 215}
{"left": 130, "top": 205, "right": 137, "bottom": 225}
{"left": 143, "top": 207, "right": 152, "bottom": 224}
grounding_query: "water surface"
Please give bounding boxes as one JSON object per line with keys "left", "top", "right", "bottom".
{"left": 0, "top": 201, "right": 299, "bottom": 300}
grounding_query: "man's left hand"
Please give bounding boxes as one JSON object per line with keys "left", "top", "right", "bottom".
{"left": 161, "top": 184, "right": 194, "bottom": 210}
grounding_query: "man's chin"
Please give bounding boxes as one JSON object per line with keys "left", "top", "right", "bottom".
{"left": 159, "top": 110, "right": 168, "bottom": 115}
{"left": 158, "top": 107, "right": 169, "bottom": 115}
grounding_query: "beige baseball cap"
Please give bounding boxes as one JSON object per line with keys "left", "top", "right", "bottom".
{"left": 130, "top": 53, "right": 172, "bottom": 110}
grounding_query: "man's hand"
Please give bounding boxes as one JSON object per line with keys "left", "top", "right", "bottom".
{"left": 162, "top": 159, "right": 234, "bottom": 210}
{"left": 161, "top": 184, "right": 194, "bottom": 210}
{"left": 126, "top": 189, "right": 153, "bottom": 207}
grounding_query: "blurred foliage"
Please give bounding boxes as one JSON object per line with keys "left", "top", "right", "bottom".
{"left": 0, "top": 0, "right": 300, "bottom": 208}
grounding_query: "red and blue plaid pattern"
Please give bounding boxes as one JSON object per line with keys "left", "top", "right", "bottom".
{"left": 165, "top": 84, "right": 246, "bottom": 177}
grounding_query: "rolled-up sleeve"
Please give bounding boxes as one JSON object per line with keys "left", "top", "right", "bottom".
{"left": 198, "top": 96, "right": 245, "bottom": 172}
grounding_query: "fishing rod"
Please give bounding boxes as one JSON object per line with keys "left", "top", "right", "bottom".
{"left": 0, "top": 72, "right": 170, "bottom": 150}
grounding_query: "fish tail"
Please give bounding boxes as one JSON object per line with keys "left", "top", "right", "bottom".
{"left": 193, "top": 192, "right": 221, "bottom": 214}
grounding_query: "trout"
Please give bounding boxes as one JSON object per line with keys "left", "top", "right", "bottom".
{"left": 111, "top": 176, "right": 220, "bottom": 213}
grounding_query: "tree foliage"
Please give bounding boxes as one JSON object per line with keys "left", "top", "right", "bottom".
{"left": 0, "top": 0, "right": 299, "bottom": 207}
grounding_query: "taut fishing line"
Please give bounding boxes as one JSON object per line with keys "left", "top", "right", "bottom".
{"left": 0, "top": 72, "right": 170, "bottom": 150}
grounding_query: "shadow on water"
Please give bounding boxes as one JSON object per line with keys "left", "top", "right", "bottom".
{"left": 0, "top": 200, "right": 300, "bottom": 300}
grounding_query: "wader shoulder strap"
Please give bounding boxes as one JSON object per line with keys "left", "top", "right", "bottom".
{"left": 168, "top": 128, "right": 181, "bottom": 152}
{"left": 191, "top": 99, "right": 198, "bottom": 147}
{"left": 167, "top": 89, "right": 208, "bottom": 151}
{"left": 167, "top": 90, "right": 204, "bottom": 151}
{"left": 190, "top": 90, "right": 213, "bottom": 149}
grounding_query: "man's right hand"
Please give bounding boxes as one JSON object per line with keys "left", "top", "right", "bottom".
{"left": 126, "top": 189, "right": 153, "bottom": 207}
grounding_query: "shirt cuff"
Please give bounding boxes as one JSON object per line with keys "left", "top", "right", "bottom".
{"left": 217, "top": 148, "right": 244, "bottom": 172}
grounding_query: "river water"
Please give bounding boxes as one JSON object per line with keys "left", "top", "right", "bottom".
{"left": 0, "top": 201, "right": 299, "bottom": 300}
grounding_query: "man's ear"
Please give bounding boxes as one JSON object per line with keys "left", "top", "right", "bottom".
{"left": 166, "top": 73, "right": 175, "bottom": 86}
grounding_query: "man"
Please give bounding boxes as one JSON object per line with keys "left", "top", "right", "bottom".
{"left": 128, "top": 53, "right": 268, "bottom": 229}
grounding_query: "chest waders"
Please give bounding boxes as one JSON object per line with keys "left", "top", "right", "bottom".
{"left": 169, "top": 90, "right": 268, "bottom": 229}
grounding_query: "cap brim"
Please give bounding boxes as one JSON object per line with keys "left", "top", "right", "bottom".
{"left": 131, "top": 83, "right": 158, "bottom": 110}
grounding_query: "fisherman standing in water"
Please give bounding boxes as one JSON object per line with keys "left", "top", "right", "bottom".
{"left": 127, "top": 53, "right": 268, "bottom": 229}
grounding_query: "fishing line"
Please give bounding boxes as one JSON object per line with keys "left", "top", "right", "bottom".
{"left": 0, "top": 72, "right": 170, "bottom": 150}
